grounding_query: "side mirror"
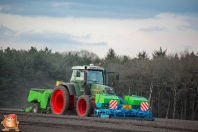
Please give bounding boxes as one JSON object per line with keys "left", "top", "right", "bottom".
{"left": 76, "top": 71, "right": 81, "bottom": 77}
{"left": 116, "top": 74, "right": 119, "bottom": 80}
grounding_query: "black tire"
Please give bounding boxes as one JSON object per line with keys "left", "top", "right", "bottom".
{"left": 50, "top": 85, "right": 70, "bottom": 115}
{"left": 76, "top": 95, "right": 92, "bottom": 117}
{"left": 32, "top": 103, "right": 41, "bottom": 113}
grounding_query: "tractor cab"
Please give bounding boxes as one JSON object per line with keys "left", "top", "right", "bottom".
{"left": 70, "top": 64, "right": 105, "bottom": 85}
{"left": 70, "top": 64, "right": 117, "bottom": 96}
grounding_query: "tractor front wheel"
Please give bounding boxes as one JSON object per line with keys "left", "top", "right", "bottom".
{"left": 76, "top": 95, "right": 92, "bottom": 116}
{"left": 50, "top": 86, "right": 70, "bottom": 115}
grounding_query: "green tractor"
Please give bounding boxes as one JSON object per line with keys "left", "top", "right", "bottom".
{"left": 51, "top": 63, "right": 119, "bottom": 116}
{"left": 25, "top": 63, "right": 119, "bottom": 116}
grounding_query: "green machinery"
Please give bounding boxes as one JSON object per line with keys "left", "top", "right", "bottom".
{"left": 23, "top": 88, "right": 52, "bottom": 113}
{"left": 23, "top": 63, "right": 154, "bottom": 121}
{"left": 94, "top": 94, "right": 154, "bottom": 120}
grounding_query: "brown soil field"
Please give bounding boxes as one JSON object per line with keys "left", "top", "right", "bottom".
{"left": 0, "top": 109, "right": 198, "bottom": 132}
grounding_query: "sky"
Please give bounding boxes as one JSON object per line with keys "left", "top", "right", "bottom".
{"left": 0, "top": 0, "right": 198, "bottom": 58}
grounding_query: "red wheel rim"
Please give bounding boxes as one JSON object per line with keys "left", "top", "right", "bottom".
{"left": 78, "top": 98, "right": 87, "bottom": 116}
{"left": 52, "top": 89, "right": 65, "bottom": 114}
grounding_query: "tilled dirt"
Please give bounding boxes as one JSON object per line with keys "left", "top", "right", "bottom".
{"left": 0, "top": 110, "right": 198, "bottom": 132}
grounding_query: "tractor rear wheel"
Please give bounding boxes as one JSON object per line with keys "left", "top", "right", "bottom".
{"left": 76, "top": 95, "right": 92, "bottom": 116}
{"left": 32, "top": 103, "right": 41, "bottom": 113}
{"left": 50, "top": 86, "right": 70, "bottom": 115}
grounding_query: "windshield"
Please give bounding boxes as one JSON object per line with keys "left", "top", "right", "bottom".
{"left": 87, "top": 70, "right": 104, "bottom": 85}
{"left": 70, "top": 69, "right": 104, "bottom": 85}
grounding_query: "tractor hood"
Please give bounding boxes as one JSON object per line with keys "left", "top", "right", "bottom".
{"left": 90, "top": 83, "right": 115, "bottom": 95}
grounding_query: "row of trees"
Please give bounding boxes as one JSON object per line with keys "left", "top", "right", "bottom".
{"left": 0, "top": 47, "right": 197, "bottom": 120}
